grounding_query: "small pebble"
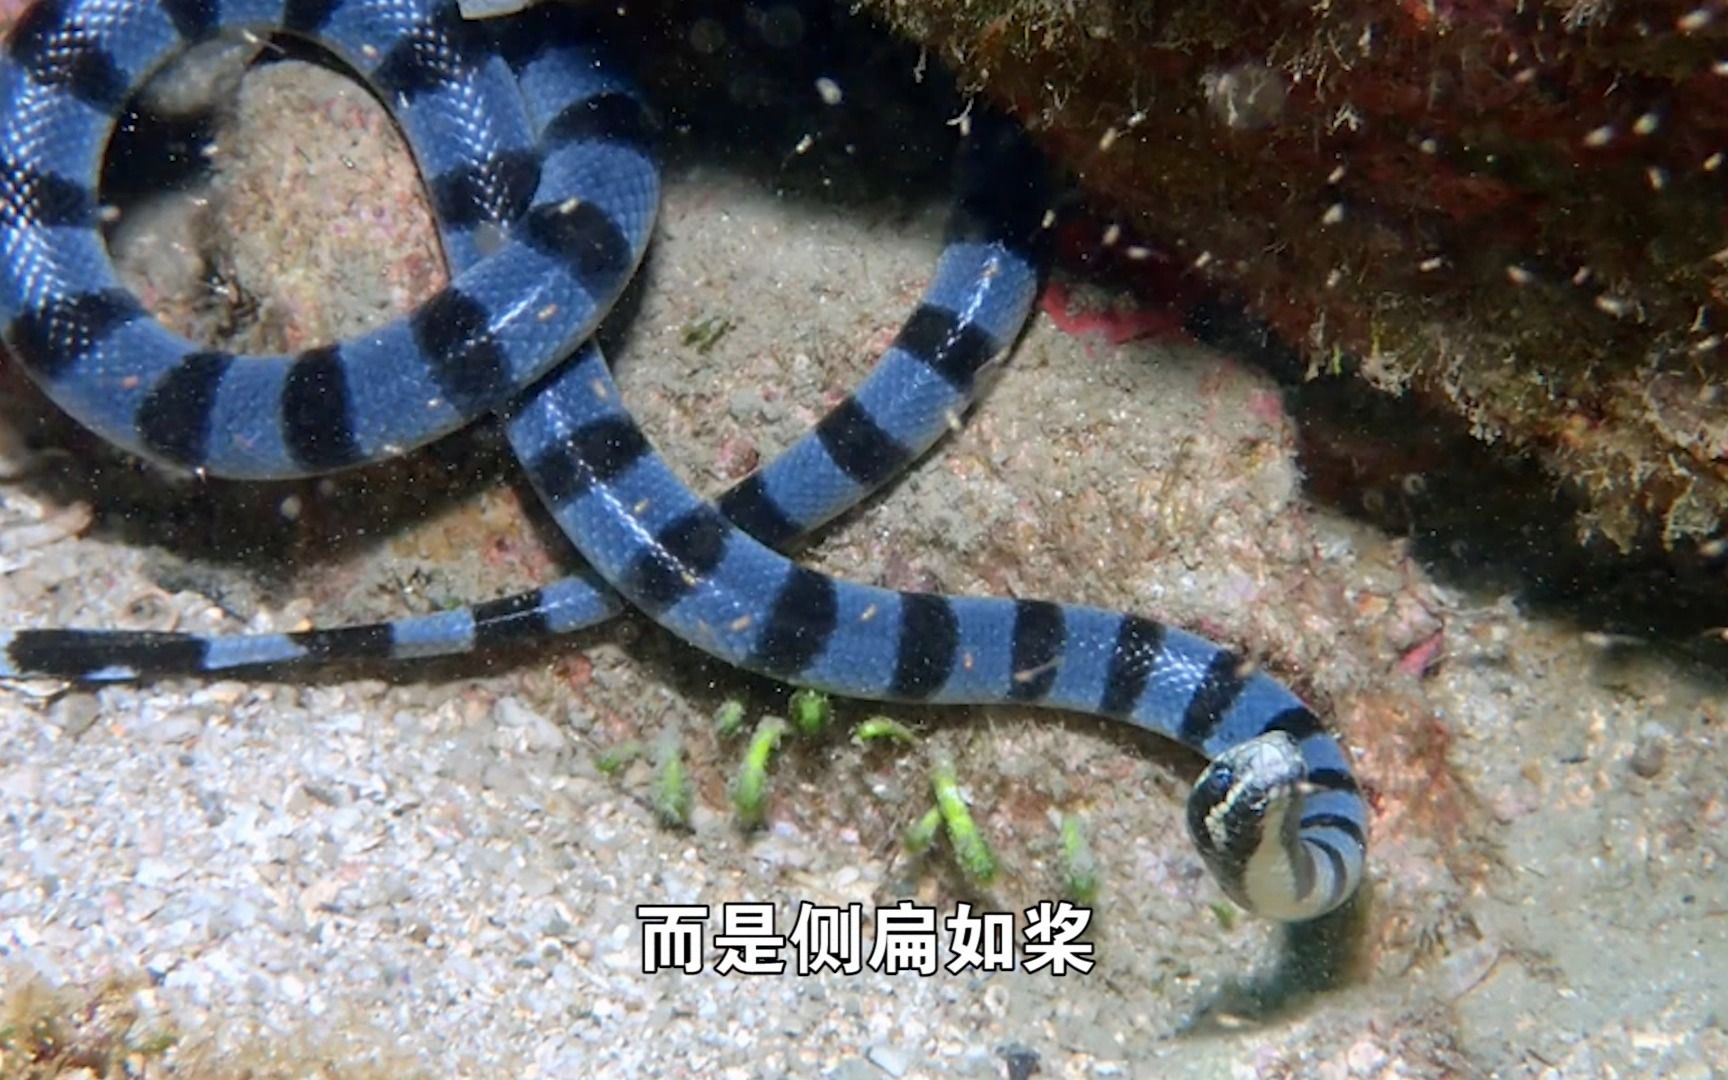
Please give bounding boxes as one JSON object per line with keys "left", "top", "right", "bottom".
{"left": 1347, "top": 1037, "right": 1390, "bottom": 1076}
{"left": 1629, "top": 725, "right": 1668, "bottom": 778}
{"left": 49, "top": 693, "right": 102, "bottom": 738}
{"left": 865, "top": 1044, "right": 911, "bottom": 1078}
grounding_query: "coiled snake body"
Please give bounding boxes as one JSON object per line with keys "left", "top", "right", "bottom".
{"left": 0, "top": 0, "right": 1367, "bottom": 921}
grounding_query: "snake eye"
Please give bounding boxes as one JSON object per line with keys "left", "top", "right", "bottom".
{"left": 1200, "top": 762, "right": 1234, "bottom": 792}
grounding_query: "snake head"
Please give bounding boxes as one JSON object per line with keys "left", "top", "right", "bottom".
{"left": 1186, "top": 730, "right": 1317, "bottom": 920}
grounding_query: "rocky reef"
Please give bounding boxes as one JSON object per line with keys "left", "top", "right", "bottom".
{"left": 862, "top": 0, "right": 1728, "bottom": 558}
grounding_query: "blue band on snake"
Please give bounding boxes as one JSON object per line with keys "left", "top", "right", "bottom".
{"left": 0, "top": 0, "right": 1368, "bottom": 921}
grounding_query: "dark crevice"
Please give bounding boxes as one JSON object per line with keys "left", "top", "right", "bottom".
{"left": 1118, "top": 262, "right": 1728, "bottom": 668}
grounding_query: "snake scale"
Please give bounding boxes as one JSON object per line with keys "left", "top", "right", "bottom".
{"left": 0, "top": 0, "right": 1367, "bottom": 921}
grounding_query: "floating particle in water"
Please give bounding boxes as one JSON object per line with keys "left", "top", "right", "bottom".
{"left": 1201, "top": 61, "right": 1288, "bottom": 131}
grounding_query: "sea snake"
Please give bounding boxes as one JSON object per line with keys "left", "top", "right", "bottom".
{"left": 0, "top": 0, "right": 1368, "bottom": 921}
